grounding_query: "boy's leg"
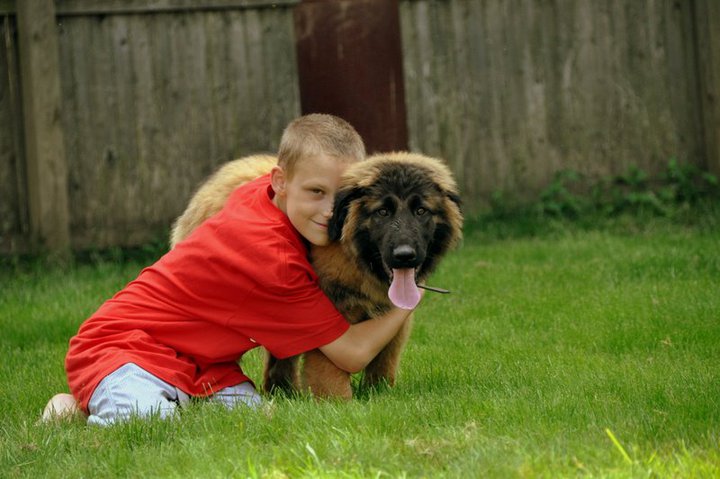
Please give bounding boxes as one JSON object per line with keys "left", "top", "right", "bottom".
{"left": 87, "top": 363, "right": 190, "bottom": 426}
{"left": 210, "top": 381, "right": 262, "bottom": 409}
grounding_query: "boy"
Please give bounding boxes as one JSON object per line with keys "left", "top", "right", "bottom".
{"left": 43, "top": 114, "right": 420, "bottom": 425}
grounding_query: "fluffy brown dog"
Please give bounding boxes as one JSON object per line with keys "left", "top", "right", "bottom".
{"left": 170, "top": 152, "right": 463, "bottom": 398}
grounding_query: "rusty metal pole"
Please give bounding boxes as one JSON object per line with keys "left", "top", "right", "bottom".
{"left": 293, "top": 0, "right": 408, "bottom": 154}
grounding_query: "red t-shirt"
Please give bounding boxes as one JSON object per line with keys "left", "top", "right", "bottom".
{"left": 66, "top": 174, "right": 349, "bottom": 412}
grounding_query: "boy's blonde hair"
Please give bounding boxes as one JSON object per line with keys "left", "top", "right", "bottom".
{"left": 277, "top": 114, "right": 366, "bottom": 177}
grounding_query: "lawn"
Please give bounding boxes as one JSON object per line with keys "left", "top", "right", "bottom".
{"left": 1, "top": 211, "right": 719, "bottom": 478}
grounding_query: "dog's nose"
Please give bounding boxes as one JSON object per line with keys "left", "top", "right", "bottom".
{"left": 393, "top": 245, "right": 417, "bottom": 263}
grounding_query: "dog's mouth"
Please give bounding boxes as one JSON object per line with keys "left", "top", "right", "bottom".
{"left": 388, "top": 267, "right": 421, "bottom": 310}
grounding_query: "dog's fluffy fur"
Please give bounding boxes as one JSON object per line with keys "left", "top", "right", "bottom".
{"left": 170, "top": 152, "right": 463, "bottom": 398}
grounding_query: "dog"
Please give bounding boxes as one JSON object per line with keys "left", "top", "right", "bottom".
{"left": 170, "top": 152, "right": 463, "bottom": 399}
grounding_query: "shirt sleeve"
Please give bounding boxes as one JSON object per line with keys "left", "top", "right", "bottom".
{"left": 230, "top": 252, "right": 350, "bottom": 359}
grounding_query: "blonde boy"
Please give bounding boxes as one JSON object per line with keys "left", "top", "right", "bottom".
{"left": 44, "top": 114, "right": 418, "bottom": 425}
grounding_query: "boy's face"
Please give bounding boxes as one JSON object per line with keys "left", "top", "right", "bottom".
{"left": 271, "top": 154, "right": 350, "bottom": 246}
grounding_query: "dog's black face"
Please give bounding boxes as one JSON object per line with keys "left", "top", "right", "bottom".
{"left": 329, "top": 162, "right": 461, "bottom": 287}
{"left": 354, "top": 168, "right": 438, "bottom": 284}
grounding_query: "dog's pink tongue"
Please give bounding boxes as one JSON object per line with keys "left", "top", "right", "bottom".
{"left": 388, "top": 268, "right": 421, "bottom": 310}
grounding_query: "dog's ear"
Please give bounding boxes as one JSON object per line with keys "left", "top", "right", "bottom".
{"left": 434, "top": 182, "right": 462, "bottom": 211}
{"left": 446, "top": 191, "right": 462, "bottom": 209}
{"left": 329, "top": 186, "right": 366, "bottom": 241}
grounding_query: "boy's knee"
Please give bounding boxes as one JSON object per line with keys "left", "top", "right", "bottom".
{"left": 87, "top": 363, "right": 184, "bottom": 426}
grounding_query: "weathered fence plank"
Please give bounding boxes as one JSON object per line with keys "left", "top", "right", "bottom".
{"left": 694, "top": 0, "right": 720, "bottom": 176}
{"left": 0, "top": 16, "right": 27, "bottom": 253}
{"left": 16, "top": 0, "right": 71, "bottom": 254}
{"left": 0, "top": 0, "right": 299, "bottom": 15}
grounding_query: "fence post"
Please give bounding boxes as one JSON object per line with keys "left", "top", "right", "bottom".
{"left": 16, "top": 0, "right": 71, "bottom": 257}
{"left": 694, "top": 0, "right": 720, "bottom": 175}
{"left": 293, "top": 0, "right": 408, "bottom": 153}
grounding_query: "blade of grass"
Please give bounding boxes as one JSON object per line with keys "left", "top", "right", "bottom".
{"left": 605, "top": 428, "right": 633, "bottom": 465}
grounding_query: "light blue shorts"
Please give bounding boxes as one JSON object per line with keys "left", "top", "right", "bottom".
{"left": 87, "top": 363, "right": 262, "bottom": 426}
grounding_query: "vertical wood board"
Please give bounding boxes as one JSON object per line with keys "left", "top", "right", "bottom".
{"left": 16, "top": 0, "right": 71, "bottom": 252}
{"left": 0, "top": 15, "right": 27, "bottom": 252}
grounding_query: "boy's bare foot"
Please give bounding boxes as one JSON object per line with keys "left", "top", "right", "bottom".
{"left": 41, "top": 393, "right": 85, "bottom": 422}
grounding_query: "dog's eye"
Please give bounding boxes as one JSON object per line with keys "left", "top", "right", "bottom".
{"left": 377, "top": 208, "right": 389, "bottom": 217}
{"left": 415, "top": 207, "right": 427, "bottom": 216}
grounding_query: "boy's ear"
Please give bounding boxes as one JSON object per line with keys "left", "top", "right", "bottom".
{"left": 328, "top": 186, "right": 366, "bottom": 241}
{"left": 270, "top": 166, "right": 287, "bottom": 197}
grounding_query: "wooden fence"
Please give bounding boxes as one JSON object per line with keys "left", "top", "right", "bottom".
{"left": 400, "top": 0, "right": 720, "bottom": 203}
{"left": 1, "top": 0, "right": 301, "bottom": 253}
{"left": 1, "top": 0, "right": 718, "bottom": 255}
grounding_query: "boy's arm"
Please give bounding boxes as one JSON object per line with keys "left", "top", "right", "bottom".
{"left": 318, "top": 306, "right": 415, "bottom": 374}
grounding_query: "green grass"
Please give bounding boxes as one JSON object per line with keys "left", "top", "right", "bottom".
{"left": 1, "top": 210, "right": 719, "bottom": 478}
